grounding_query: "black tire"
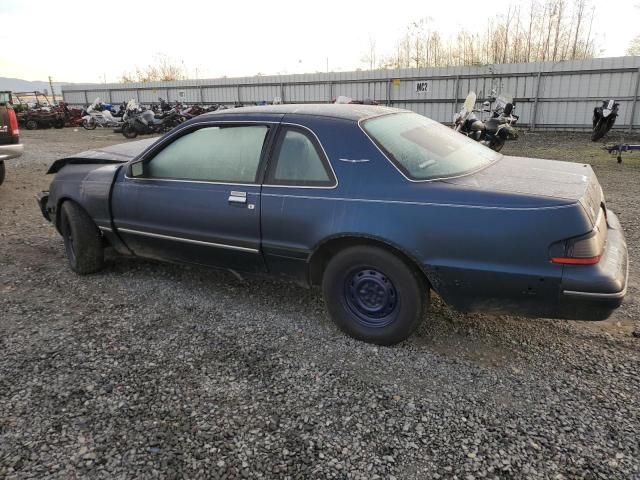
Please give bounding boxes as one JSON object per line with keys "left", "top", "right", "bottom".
{"left": 53, "top": 118, "right": 65, "bottom": 129}
{"left": 591, "top": 120, "right": 608, "bottom": 141}
{"left": 25, "top": 119, "right": 38, "bottom": 130}
{"left": 322, "top": 246, "right": 428, "bottom": 345}
{"left": 82, "top": 118, "right": 97, "bottom": 130}
{"left": 491, "top": 137, "right": 506, "bottom": 152}
{"left": 122, "top": 123, "right": 138, "bottom": 139}
{"left": 0, "top": 161, "right": 5, "bottom": 186}
{"left": 59, "top": 201, "right": 105, "bottom": 274}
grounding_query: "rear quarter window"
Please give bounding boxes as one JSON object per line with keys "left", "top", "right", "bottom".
{"left": 362, "top": 112, "right": 500, "bottom": 180}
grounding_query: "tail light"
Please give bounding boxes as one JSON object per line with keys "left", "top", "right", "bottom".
{"left": 550, "top": 209, "right": 607, "bottom": 265}
{"left": 7, "top": 108, "right": 19, "bottom": 137}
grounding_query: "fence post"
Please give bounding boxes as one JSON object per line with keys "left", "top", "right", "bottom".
{"left": 386, "top": 78, "right": 391, "bottom": 106}
{"left": 628, "top": 67, "right": 640, "bottom": 133}
{"left": 453, "top": 75, "right": 459, "bottom": 119}
{"left": 328, "top": 82, "right": 333, "bottom": 103}
{"left": 83, "top": 90, "right": 88, "bottom": 105}
{"left": 199, "top": 86, "right": 204, "bottom": 104}
{"left": 530, "top": 71, "right": 542, "bottom": 131}
{"left": 237, "top": 85, "right": 241, "bottom": 105}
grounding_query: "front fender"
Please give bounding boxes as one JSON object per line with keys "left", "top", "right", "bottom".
{"left": 47, "top": 163, "right": 122, "bottom": 231}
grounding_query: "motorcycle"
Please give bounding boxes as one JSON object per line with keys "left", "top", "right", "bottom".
{"left": 121, "top": 100, "right": 183, "bottom": 139}
{"left": 453, "top": 91, "right": 518, "bottom": 152}
{"left": 591, "top": 99, "right": 619, "bottom": 141}
{"left": 82, "top": 98, "right": 123, "bottom": 130}
{"left": 57, "top": 101, "right": 84, "bottom": 127}
{"left": 180, "top": 104, "right": 206, "bottom": 119}
{"left": 111, "top": 102, "right": 127, "bottom": 118}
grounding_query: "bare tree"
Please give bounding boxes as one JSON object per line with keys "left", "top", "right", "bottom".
{"left": 369, "top": 0, "right": 597, "bottom": 69}
{"left": 120, "top": 54, "right": 187, "bottom": 83}
{"left": 628, "top": 36, "right": 640, "bottom": 56}
{"left": 571, "top": 0, "right": 586, "bottom": 59}
{"left": 361, "top": 35, "right": 378, "bottom": 70}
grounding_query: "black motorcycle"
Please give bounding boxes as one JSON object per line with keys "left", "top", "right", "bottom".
{"left": 591, "top": 99, "right": 619, "bottom": 141}
{"left": 453, "top": 92, "right": 519, "bottom": 152}
{"left": 121, "top": 100, "right": 183, "bottom": 139}
{"left": 112, "top": 102, "right": 127, "bottom": 118}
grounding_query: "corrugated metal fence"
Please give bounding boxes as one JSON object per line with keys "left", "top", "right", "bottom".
{"left": 62, "top": 56, "right": 640, "bottom": 130}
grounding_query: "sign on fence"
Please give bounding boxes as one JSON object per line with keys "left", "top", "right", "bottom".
{"left": 416, "top": 81, "right": 429, "bottom": 94}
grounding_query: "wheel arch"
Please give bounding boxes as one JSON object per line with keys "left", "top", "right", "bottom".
{"left": 308, "top": 234, "right": 432, "bottom": 289}
{"left": 55, "top": 196, "right": 95, "bottom": 233}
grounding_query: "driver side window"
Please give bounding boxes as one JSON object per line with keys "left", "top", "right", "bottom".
{"left": 140, "top": 125, "right": 269, "bottom": 183}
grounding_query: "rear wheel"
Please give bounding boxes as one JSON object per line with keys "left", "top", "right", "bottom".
{"left": 591, "top": 119, "right": 608, "bottom": 141}
{"left": 122, "top": 123, "right": 138, "bottom": 139}
{"left": 491, "top": 136, "right": 506, "bottom": 152}
{"left": 25, "top": 119, "right": 38, "bottom": 130}
{"left": 322, "top": 246, "right": 428, "bottom": 345}
{"left": 53, "top": 118, "right": 65, "bottom": 129}
{"left": 59, "top": 201, "right": 104, "bottom": 274}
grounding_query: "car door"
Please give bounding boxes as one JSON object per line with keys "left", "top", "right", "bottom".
{"left": 111, "top": 122, "right": 273, "bottom": 273}
{"left": 260, "top": 124, "right": 339, "bottom": 282}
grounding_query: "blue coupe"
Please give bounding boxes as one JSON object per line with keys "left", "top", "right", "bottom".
{"left": 37, "top": 105, "right": 628, "bottom": 345}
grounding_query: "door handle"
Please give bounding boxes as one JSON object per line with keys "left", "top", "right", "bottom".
{"left": 228, "top": 191, "right": 247, "bottom": 204}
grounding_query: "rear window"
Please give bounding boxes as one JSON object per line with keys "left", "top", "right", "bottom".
{"left": 362, "top": 112, "right": 500, "bottom": 180}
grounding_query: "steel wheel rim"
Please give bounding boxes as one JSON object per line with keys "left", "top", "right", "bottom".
{"left": 345, "top": 268, "right": 398, "bottom": 328}
{"left": 61, "top": 215, "right": 76, "bottom": 264}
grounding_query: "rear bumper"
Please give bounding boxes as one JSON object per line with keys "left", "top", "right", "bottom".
{"left": 433, "top": 209, "right": 628, "bottom": 321}
{"left": 0, "top": 143, "right": 23, "bottom": 161}
{"left": 557, "top": 209, "right": 628, "bottom": 320}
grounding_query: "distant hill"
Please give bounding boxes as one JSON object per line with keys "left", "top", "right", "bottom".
{"left": 0, "top": 77, "right": 71, "bottom": 96}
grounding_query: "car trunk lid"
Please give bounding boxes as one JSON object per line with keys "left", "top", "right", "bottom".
{"left": 445, "top": 155, "right": 603, "bottom": 224}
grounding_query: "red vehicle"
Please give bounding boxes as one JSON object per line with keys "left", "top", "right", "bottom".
{"left": 0, "top": 91, "right": 23, "bottom": 185}
{"left": 57, "top": 102, "right": 84, "bottom": 127}
{"left": 13, "top": 91, "right": 64, "bottom": 130}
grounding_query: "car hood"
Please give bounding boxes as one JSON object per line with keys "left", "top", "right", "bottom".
{"left": 445, "top": 155, "right": 603, "bottom": 223}
{"left": 47, "top": 137, "right": 157, "bottom": 173}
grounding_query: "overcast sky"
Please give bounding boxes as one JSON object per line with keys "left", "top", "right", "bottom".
{"left": 0, "top": 0, "right": 638, "bottom": 83}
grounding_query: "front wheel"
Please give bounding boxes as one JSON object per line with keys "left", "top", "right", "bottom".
{"left": 322, "top": 246, "right": 428, "bottom": 345}
{"left": 122, "top": 123, "right": 138, "bottom": 139}
{"left": 53, "top": 118, "right": 65, "bottom": 129}
{"left": 25, "top": 119, "right": 38, "bottom": 130}
{"left": 0, "top": 161, "right": 5, "bottom": 185}
{"left": 59, "top": 201, "right": 105, "bottom": 274}
{"left": 591, "top": 119, "right": 608, "bottom": 141}
{"left": 82, "top": 118, "right": 97, "bottom": 130}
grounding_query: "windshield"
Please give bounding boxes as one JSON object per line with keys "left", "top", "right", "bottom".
{"left": 362, "top": 112, "right": 500, "bottom": 180}
{"left": 495, "top": 93, "right": 513, "bottom": 113}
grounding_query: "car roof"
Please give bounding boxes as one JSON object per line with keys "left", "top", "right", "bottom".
{"left": 203, "top": 103, "right": 405, "bottom": 121}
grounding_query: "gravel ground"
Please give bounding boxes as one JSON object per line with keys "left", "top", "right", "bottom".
{"left": 1, "top": 127, "right": 639, "bottom": 479}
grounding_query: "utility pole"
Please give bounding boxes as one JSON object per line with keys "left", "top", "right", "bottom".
{"left": 48, "top": 76, "right": 55, "bottom": 104}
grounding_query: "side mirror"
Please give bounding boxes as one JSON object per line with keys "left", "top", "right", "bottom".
{"left": 129, "top": 161, "right": 144, "bottom": 177}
